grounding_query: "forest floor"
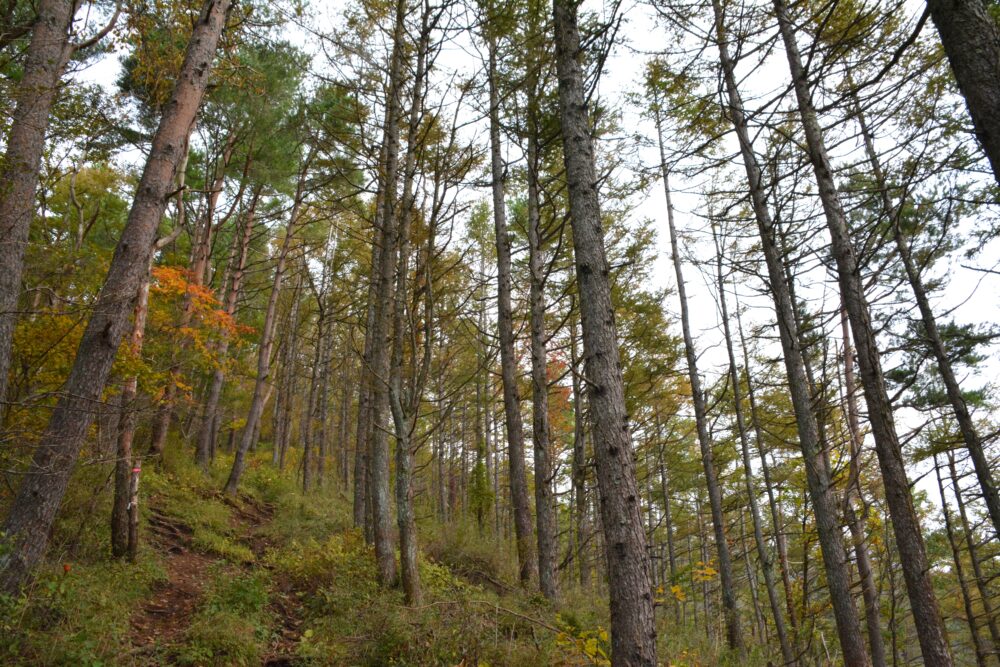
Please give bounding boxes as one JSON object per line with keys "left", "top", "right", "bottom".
{"left": 127, "top": 492, "right": 305, "bottom": 665}
{"left": 1, "top": 446, "right": 753, "bottom": 666}
{"left": 0, "top": 447, "right": 611, "bottom": 666}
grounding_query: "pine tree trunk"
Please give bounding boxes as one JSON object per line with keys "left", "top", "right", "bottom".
{"left": 570, "top": 313, "right": 590, "bottom": 589}
{"left": 196, "top": 189, "right": 259, "bottom": 467}
{"left": 947, "top": 450, "right": 1000, "bottom": 651}
{"left": 552, "top": 0, "right": 656, "bottom": 661}
{"left": 711, "top": 223, "right": 794, "bottom": 665}
{"left": 773, "top": 3, "right": 952, "bottom": 663}
{"left": 0, "top": 0, "right": 76, "bottom": 406}
{"left": 224, "top": 157, "right": 309, "bottom": 495}
{"left": 353, "top": 246, "right": 378, "bottom": 528}
{"left": 486, "top": 31, "right": 535, "bottom": 586}
{"left": 365, "top": 0, "right": 409, "bottom": 587}
{"left": 927, "top": 0, "right": 1000, "bottom": 186}
{"left": 338, "top": 354, "right": 352, "bottom": 487}
{"left": 710, "top": 3, "right": 871, "bottom": 661}
{"left": 303, "top": 304, "right": 320, "bottom": 493}
{"left": 314, "top": 316, "right": 332, "bottom": 489}
{"left": 112, "top": 267, "right": 153, "bottom": 560}
{"left": 526, "top": 95, "right": 557, "bottom": 601}
{"left": 852, "top": 97, "right": 1000, "bottom": 538}
{"left": 0, "top": 0, "right": 232, "bottom": 594}
{"left": 934, "top": 453, "right": 989, "bottom": 667}
{"left": 840, "top": 309, "right": 889, "bottom": 667}
{"left": 654, "top": 427, "right": 679, "bottom": 624}
{"left": 736, "top": 313, "right": 799, "bottom": 640}
{"left": 659, "top": 148, "right": 743, "bottom": 653}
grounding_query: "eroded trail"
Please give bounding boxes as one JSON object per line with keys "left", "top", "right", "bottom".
{"left": 130, "top": 509, "right": 213, "bottom": 652}
{"left": 127, "top": 492, "right": 305, "bottom": 665}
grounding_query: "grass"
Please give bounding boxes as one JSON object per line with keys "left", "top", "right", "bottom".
{"left": 176, "top": 567, "right": 273, "bottom": 666}
{"left": 1, "top": 441, "right": 773, "bottom": 666}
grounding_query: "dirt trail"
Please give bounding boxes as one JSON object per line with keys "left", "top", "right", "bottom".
{"left": 128, "top": 493, "right": 305, "bottom": 665}
{"left": 129, "top": 509, "right": 214, "bottom": 659}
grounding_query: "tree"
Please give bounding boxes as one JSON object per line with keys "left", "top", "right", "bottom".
{"left": 483, "top": 13, "right": 536, "bottom": 586}
{"left": 773, "top": 1, "right": 953, "bottom": 663}
{"left": 927, "top": 0, "right": 1000, "bottom": 186}
{"left": 0, "top": 0, "right": 118, "bottom": 406}
{"left": 0, "top": 0, "right": 232, "bottom": 594}
{"left": 552, "top": 0, "right": 656, "bottom": 662}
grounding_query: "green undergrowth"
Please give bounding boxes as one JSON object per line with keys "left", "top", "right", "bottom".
{"left": 1, "top": 442, "right": 765, "bottom": 666}
{"left": 176, "top": 567, "right": 273, "bottom": 666}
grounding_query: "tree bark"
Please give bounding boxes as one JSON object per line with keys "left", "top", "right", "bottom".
{"left": 0, "top": 0, "right": 77, "bottom": 407}
{"left": 773, "top": 3, "right": 953, "bottom": 663}
{"left": 927, "top": 0, "right": 1000, "bottom": 186}
{"left": 0, "top": 0, "right": 231, "bottom": 594}
{"left": 552, "top": 0, "right": 656, "bottom": 662}
{"left": 486, "top": 30, "right": 535, "bottom": 586}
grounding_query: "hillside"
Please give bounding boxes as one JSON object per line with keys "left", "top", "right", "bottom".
{"left": 1, "top": 448, "right": 757, "bottom": 666}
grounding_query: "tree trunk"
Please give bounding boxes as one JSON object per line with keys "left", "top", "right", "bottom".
{"left": 773, "top": 3, "right": 953, "bottom": 663}
{"left": 935, "top": 453, "right": 990, "bottom": 667}
{"left": 196, "top": 189, "right": 259, "bottom": 467}
{"left": 711, "top": 223, "right": 794, "bottom": 665}
{"left": 486, "top": 30, "right": 535, "bottom": 586}
{"left": 840, "top": 308, "right": 889, "bottom": 667}
{"left": 302, "top": 297, "right": 320, "bottom": 493}
{"left": 570, "top": 312, "right": 590, "bottom": 589}
{"left": 112, "top": 265, "right": 154, "bottom": 560}
{"left": 736, "top": 311, "right": 799, "bottom": 641}
{"left": 338, "top": 353, "right": 352, "bottom": 487}
{"left": 0, "top": 0, "right": 77, "bottom": 406}
{"left": 654, "top": 426, "right": 679, "bottom": 624}
{"left": 0, "top": 0, "right": 231, "bottom": 594}
{"left": 224, "top": 154, "right": 309, "bottom": 496}
{"left": 658, "top": 141, "right": 743, "bottom": 653}
{"left": 552, "top": 0, "right": 656, "bottom": 662}
{"left": 927, "top": 0, "right": 1000, "bottom": 186}
{"left": 947, "top": 450, "right": 1000, "bottom": 651}
{"left": 710, "top": 3, "right": 871, "bottom": 661}
{"left": 147, "top": 147, "right": 191, "bottom": 460}
{"left": 366, "top": 0, "right": 409, "bottom": 587}
{"left": 353, "top": 248, "right": 378, "bottom": 528}
{"left": 526, "top": 91, "right": 557, "bottom": 601}
{"left": 851, "top": 94, "right": 1000, "bottom": 538}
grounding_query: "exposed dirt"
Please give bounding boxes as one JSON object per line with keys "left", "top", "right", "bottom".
{"left": 127, "top": 494, "right": 307, "bottom": 665}
{"left": 129, "top": 509, "right": 213, "bottom": 661}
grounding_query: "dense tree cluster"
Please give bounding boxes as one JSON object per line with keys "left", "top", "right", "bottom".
{"left": 0, "top": 0, "right": 998, "bottom": 664}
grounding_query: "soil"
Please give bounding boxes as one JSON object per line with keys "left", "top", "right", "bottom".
{"left": 127, "top": 495, "right": 306, "bottom": 665}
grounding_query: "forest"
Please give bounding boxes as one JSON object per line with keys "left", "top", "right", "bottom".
{"left": 0, "top": 0, "right": 999, "bottom": 664}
